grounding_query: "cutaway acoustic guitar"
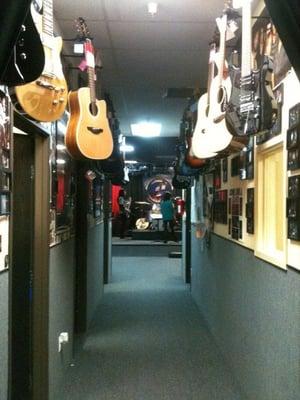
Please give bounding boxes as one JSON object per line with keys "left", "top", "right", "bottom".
{"left": 65, "top": 19, "right": 113, "bottom": 160}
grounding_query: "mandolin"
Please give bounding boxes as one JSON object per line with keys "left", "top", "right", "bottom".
{"left": 226, "top": 0, "right": 277, "bottom": 136}
{"left": 65, "top": 19, "right": 113, "bottom": 160}
{"left": 13, "top": 0, "right": 68, "bottom": 122}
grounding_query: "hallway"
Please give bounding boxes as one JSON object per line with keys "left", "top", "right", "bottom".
{"left": 62, "top": 255, "right": 241, "bottom": 400}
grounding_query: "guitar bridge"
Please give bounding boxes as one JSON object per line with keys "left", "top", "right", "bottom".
{"left": 87, "top": 127, "right": 103, "bottom": 134}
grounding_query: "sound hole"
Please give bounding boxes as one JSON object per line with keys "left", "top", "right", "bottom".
{"left": 89, "top": 102, "right": 98, "bottom": 116}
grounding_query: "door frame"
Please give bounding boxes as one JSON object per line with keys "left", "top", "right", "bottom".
{"left": 9, "top": 115, "right": 50, "bottom": 400}
{"left": 32, "top": 134, "right": 50, "bottom": 399}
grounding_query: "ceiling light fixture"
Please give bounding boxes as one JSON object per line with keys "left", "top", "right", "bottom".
{"left": 125, "top": 160, "right": 138, "bottom": 164}
{"left": 120, "top": 144, "right": 135, "bottom": 153}
{"left": 56, "top": 144, "right": 66, "bottom": 151}
{"left": 232, "top": 0, "right": 252, "bottom": 9}
{"left": 131, "top": 122, "right": 162, "bottom": 137}
{"left": 148, "top": 2, "right": 158, "bottom": 16}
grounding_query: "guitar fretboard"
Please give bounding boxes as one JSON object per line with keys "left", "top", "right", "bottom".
{"left": 86, "top": 40, "right": 97, "bottom": 115}
{"left": 207, "top": 43, "right": 216, "bottom": 106}
{"left": 216, "top": 14, "right": 227, "bottom": 87}
{"left": 241, "top": 1, "right": 252, "bottom": 78}
{"left": 43, "top": 0, "right": 54, "bottom": 37}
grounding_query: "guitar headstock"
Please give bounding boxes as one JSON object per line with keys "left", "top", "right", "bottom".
{"left": 224, "top": 0, "right": 240, "bottom": 20}
{"left": 75, "top": 17, "right": 91, "bottom": 41}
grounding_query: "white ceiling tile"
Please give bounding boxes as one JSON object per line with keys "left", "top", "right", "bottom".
{"left": 113, "top": 49, "right": 209, "bottom": 88}
{"left": 108, "top": 21, "right": 214, "bottom": 51}
{"left": 54, "top": 0, "right": 106, "bottom": 20}
{"left": 103, "top": 0, "right": 226, "bottom": 22}
{"left": 107, "top": 85, "right": 193, "bottom": 136}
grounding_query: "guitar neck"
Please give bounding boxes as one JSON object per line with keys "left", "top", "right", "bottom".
{"left": 241, "top": 1, "right": 252, "bottom": 77}
{"left": 207, "top": 44, "right": 216, "bottom": 105}
{"left": 43, "top": 0, "right": 54, "bottom": 37}
{"left": 87, "top": 65, "right": 97, "bottom": 114}
{"left": 217, "top": 15, "right": 227, "bottom": 86}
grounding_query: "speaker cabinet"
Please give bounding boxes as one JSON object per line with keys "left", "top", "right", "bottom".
{"left": 246, "top": 188, "right": 254, "bottom": 234}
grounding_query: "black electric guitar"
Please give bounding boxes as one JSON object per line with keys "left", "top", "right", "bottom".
{"left": 226, "top": 0, "right": 277, "bottom": 136}
{"left": 0, "top": 0, "right": 44, "bottom": 86}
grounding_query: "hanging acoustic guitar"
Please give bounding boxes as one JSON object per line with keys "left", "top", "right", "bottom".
{"left": 65, "top": 18, "right": 113, "bottom": 160}
{"left": 13, "top": 0, "right": 68, "bottom": 122}
{"left": 192, "top": 12, "right": 233, "bottom": 158}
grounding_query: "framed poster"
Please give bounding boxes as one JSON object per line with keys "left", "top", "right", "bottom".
{"left": 252, "top": 8, "right": 291, "bottom": 87}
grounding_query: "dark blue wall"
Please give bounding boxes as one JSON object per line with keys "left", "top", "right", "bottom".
{"left": 49, "top": 239, "right": 75, "bottom": 400}
{"left": 191, "top": 231, "right": 300, "bottom": 400}
{"left": 0, "top": 271, "right": 9, "bottom": 400}
{"left": 49, "top": 223, "right": 105, "bottom": 400}
{"left": 86, "top": 223, "right": 105, "bottom": 327}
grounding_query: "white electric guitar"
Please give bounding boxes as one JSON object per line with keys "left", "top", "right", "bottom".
{"left": 192, "top": 13, "right": 233, "bottom": 157}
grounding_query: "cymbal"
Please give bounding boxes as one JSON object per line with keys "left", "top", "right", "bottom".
{"left": 134, "top": 201, "right": 151, "bottom": 205}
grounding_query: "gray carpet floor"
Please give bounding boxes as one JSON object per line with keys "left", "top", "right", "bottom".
{"left": 63, "top": 256, "right": 241, "bottom": 400}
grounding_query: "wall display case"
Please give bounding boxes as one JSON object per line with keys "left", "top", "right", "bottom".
{"left": 287, "top": 107, "right": 300, "bottom": 171}
{"left": 240, "top": 137, "right": 254, "bottom": 180}
{"left": 214, "top": 190, "right": 227, "bottom": 224}
{"left": 213, "top": 161, "right": 221, "bottom": 189}
{"left": 231, "top": 156, "right": 240, "bottom": 177}
{"left": 256, "top": 84, "right": 283, "bottom": 145}
{"left": 286, "top": 175, "right": 300, "bottom": 241}
{"left": 0, "top": 88, "right": 11, "bottom": 271}
{"left": 49, "top": 114, "right": 77, "bottom": 247}
{"left": 86, "top": 173, "right": 104, "bottom": 228}
{"left": 288, "top": 103, "right": 300, "bottom": 128}
{"left": 222, "top": 158, "right": 228, "bottom": 183}
{"left": 246, "top": 188, "right": 255, "bottom": 234}
{"left": 228, "top": 188, "right": 243, "bottom": 240}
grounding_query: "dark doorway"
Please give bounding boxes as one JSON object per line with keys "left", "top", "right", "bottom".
{"left": 11, "top": 133, "right": 35, "bottom": 399}
{"left": 10, "top": 128, "right": 50, "bottom": 400}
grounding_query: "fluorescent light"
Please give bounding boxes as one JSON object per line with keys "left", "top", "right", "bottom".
{"left": 125, "top": 160, "right": 138, "bottom": 164}
{"left": 232, "top": 0, "right": 252, "bottom": 9}
{"left": 120, "top": 144, "right": 135, "bottom": 152}
{"left": 74, "top": 42, "right": 84, "bottom": 54}
{"left": 56, "top": 144, "right": 66, "bottom": 151}
{"left": 131, "top": 122, "right": 161, "bottom": 137}
{"left": 148, "top": 2, "right": 158, "bottom": 15}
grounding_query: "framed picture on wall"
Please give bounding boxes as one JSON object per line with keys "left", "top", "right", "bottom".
{"left": 0, "top": 192, "right": 10, "bottom": 215}
{"left": 252, "top": 8, "right": 291, "bottom": 87}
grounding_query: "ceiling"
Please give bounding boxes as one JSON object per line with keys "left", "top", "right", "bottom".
{"left": 54, "top": 0, "right": 260, "bottom": 165}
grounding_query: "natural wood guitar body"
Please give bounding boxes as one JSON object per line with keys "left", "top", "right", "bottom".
{"left": 66, "top": 87, "right": 114, "bottom": 160}
{"left": 14, "top": 36, "right": 67, "bottom": 122}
